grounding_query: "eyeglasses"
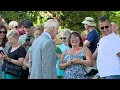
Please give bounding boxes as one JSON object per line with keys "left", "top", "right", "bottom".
{"left": 0, "top": 31, "right": 7, "bottom": 34}
{"left": 60, "top": 37, "right": 67, "bottom": 40}
{"left": 100, "top": 25, "right": 109, "bottom": 30}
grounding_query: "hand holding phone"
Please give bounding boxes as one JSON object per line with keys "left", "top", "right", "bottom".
{"left": 0, "top": 50, "right": 5, "bottom": 55}
{"left": 26, "top": 38, "right": 30, "bottom": 42}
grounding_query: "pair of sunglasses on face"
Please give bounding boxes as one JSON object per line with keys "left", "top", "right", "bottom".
{"left": 60, "top": 37, "right": 67, "bottom": 40}
{"left": 100, "top": 25, "right": 109, "bottom": 30}
{"left": 0, "top": 31, "right": 7, "bottom": 34}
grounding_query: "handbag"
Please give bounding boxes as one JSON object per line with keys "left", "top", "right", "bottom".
{"left": 83, "top": 66, "right": 98, "bottom": 76}
{"left": 5, "top": 61, "right": 22, "bottom": 78}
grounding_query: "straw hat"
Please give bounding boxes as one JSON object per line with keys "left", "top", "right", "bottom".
{"left": 81, "top": 17, "right": 96, "bottom": 27}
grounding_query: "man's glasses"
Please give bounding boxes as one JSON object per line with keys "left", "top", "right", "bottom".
{"left": 0, "top": 31, "right": 7, "bottom": 34}
{"left": 60, "top": 37, "right": 67, "bottom": 40}
{"left": 100, "top": 25, "right": 109, "bottom": 30}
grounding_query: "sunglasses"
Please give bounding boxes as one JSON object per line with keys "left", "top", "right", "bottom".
{"left": 15, "top": 26, "right": 18, "bottom": 28}
{"left": 0, "top": 31, "right": 7, "bottom": 34}
{"left": 100, "top": 25, "right": 109, "bottom": 30}
{"left": 60, "top": 37, "right": 67, "bottom": 40}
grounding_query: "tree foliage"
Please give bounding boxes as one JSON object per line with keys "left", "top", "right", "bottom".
{"left": 0, "top": 11, "right": 120, "bottom": 34}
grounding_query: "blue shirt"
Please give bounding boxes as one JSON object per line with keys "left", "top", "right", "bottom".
{"left": 43, "top": 31, "right": 52, "bottom": 40}
{"left": 86, "top": 30, "right": 99, "bottom": 54}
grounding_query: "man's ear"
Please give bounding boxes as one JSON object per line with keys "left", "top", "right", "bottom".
{"left": 51, "top": 27, "right": 55, "bottom": 32}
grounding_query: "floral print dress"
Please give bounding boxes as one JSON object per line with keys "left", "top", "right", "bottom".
{"left": 63, "top": 47, "right": 89, "bottom": 79}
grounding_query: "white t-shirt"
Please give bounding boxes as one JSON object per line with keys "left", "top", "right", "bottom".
{"left": 97, "top": 32, "right": 120, "bottom": 77}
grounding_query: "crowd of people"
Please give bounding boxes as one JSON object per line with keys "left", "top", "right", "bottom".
{"left": 0, "top": 15, "right": 119, "bottom": 79}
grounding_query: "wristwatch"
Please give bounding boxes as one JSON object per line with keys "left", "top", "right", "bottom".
{"left": 8, "top": 58, "right": 11, "bottom": 62}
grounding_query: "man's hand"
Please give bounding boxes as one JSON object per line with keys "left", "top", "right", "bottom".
{"left": 23, "top": 41, "right": 32, "bottom": 48}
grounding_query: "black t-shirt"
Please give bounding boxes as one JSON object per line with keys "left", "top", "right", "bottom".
{"left": 2, "top": 45, "right": 26, "bottom": 71}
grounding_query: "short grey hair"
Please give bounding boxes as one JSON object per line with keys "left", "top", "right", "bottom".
{"left": 7, "top": 30, "right": 19, "bottom": 39}
{"left": 60, "top": 29, "right": 72, "bottom": 37}
{"left": 44, "top": 19, "right": 59, "bottom": 30}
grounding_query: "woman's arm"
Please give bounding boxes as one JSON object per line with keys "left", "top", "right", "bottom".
{"left": 8, "top": 57, "right": 24, "bottom": 66}
{"left": 92, "top": 48, "right": 98, "bottom": 60}
{"left": 2, "top": 46, "right": 26, "bottom": 66}
{"left": 2, "top": 54, "right": 24, "bottom": 66}
{"left": 23, "top": 50, "right": 29, "bottom": 68}
{"left": 59, "top": 50, "right": 72, "bottom": 70}
{"left": 92, "top": 43, "right": 99, "bottom": 60}
{"left": 80, "top": 46, "right": 93, "bottom": 67}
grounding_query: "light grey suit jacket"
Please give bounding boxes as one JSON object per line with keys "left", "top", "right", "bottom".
{"left": 29, "top": 32, "right": 57, "bottom": 79}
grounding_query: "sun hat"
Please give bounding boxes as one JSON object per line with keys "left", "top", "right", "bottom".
{"left": 81, "top": 17, "right": 96, "bottom": 27}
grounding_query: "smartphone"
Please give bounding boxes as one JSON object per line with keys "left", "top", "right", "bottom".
{"left": 26, "top": 38, "right": 30, "bottom": 42}
{"left": 82, "top": 56, "right": 86, "bottom": 60}
{"left": 0, "top": 50, "right": 5, "bottom": 54}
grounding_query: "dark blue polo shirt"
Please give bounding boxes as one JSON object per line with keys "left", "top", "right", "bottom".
{"left": 86, "top": 30, "right": 99, "bottom": 54}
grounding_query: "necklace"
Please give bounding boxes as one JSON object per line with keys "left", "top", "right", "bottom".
{"left": 11, "top": 45, "right": 21, "bottom": 52}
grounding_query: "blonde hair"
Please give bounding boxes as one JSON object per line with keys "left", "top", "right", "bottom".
{"left": 29, "top": 26, "right": 35, "bottom": 31}
{"left": 7, "top": 30, "right": 19, "bottom": 39}
{"left": 9, "top": 21, "right": 18, "bottom": 30}
{"left": 44, "top": 19, "right": 59, "bottom": 31}
{"left": 34, "top": 25, "right": 44, "bottom": 32}
{"left": 111, "top": 22, "right": 118, "bottom": 30}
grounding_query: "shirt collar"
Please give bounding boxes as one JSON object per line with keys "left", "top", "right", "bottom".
{"left": 43, "top": 31, "right": 52, "bottom": 40}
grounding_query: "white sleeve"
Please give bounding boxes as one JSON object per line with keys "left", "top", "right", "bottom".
{"left": 111, "top": 36, "right": 120, "bottom": 54}
{"left": 96, "top": 73, "right": 100, "bottom": 76}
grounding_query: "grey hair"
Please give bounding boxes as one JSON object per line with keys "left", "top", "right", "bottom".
{"left": 7, "top": 30, "right": 19, "bottom": 39}
{"left": 60, "top": 28, "right": 72, "bottom": 37}
{"left": 44, "top": 19, "right": 59, "bottom": 31}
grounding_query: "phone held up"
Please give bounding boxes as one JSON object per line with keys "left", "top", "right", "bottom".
{"left": 0, "top": 50, "right": 5, "bottom": 55}
{"left": 26, "top": 38, "right": 30, "bottom": 42}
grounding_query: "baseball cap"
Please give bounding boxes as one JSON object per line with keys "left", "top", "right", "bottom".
{"left": 23, "top": 20, "right": 33, "bottom": 28}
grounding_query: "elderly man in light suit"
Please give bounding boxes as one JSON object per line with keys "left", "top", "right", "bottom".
{"left": 29, "top": 19, "right": 59, "bottom": 79}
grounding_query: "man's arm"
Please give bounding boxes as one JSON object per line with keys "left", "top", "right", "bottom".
{"left": 84, "top": 40, "right": 90, "bottom": 47}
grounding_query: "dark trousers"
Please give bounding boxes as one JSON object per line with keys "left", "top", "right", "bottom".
{"left": 20, "top": 68, "right": 29, "bottom": 79}
{"left": 101, "top": 75, "right": 120, "bottom": 79}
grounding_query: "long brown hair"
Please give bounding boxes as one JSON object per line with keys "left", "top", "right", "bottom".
{"left": 0, "top": 24, "right": 8, "bottom": 47}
